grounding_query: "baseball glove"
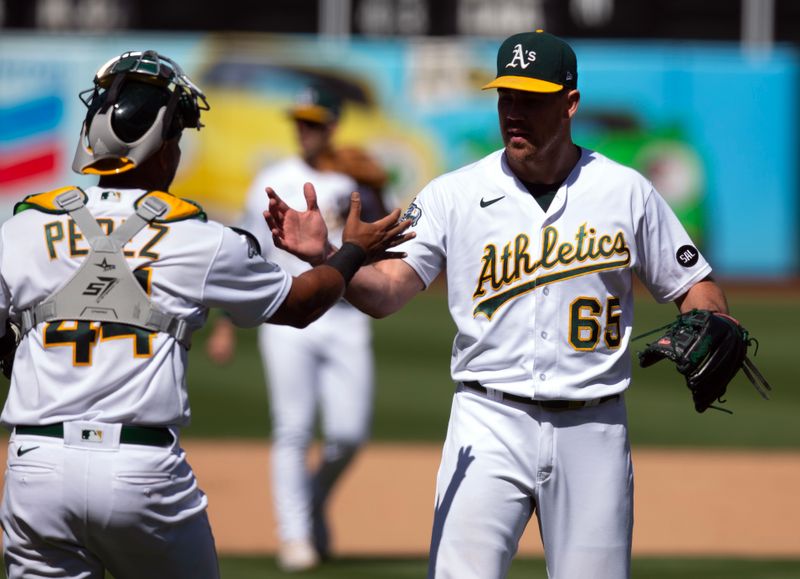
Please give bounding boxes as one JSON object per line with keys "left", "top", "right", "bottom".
{"left": 0, "top": 320, "right": 21, "bottom": 380}
{"left": 636, "top": 309, "right": 771, "bottom": 413}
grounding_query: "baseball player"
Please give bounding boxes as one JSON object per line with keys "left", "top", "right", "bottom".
{"left": 206, "top": 83, "right": 389, "bottom": 572}
{"left": 0, "top": 50, "right": 410, "bottom": 579}
{"left": 267, "top": 31, "right": 730, "bottom": 579}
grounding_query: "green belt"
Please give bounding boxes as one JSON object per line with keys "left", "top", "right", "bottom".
{"left": 15, "top": 424, "right": 173, "bottom": 447}
{"left": 462, "top": 381, "right": 620, "bottom": 410}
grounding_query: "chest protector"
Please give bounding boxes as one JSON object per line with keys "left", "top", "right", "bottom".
{"left": 20, "top": 187, "right": 193, "bottom": 348}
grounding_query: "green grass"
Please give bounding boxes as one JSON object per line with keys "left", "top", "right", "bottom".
{"left": 16, "top": 555, "right": 800, "bottom": 579}
{"left": 186, "top": 318, "right": 273, "bottom": 440}
{"left": 186, "top": 288, "right": 799, "bottom": 448}
{"left": 215, "top": 556, "right": 800, "bottom": 578}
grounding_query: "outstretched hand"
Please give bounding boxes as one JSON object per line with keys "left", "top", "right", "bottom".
{"left": 341, "top": 191, "right": 414, "bottom": 263}
{"left": 265, "top": 183, "right": 331, "bottom": 265}
{"left": 265, "top": 182, "right": 414, "bottom": 265}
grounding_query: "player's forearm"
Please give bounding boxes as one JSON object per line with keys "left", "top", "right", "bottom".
{"left": 675, "top": 277, "right": 729, "bottom": 314}
{"left": 269, "top": 266, "right": 346, "bottom": 327}
{"left": 344, "top": 267, "right": 393, "bottom": 317}
{"left": 345, "top": 261, "right": 422, "bottom": 318}
{"left": 269, "top": 243, "right": 370, "bottom": 326}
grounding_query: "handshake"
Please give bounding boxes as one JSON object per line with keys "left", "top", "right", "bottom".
{"left": 264, "top": 182, "right": 414, "bottom": 274}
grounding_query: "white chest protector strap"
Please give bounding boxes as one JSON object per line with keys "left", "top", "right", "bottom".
{"left": 20, "top": 189, "right": 192, "bottom": 348}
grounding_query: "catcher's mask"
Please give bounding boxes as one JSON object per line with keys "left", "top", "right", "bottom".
{"left": 72, "top": 50, "right": 210, "bottom": 176}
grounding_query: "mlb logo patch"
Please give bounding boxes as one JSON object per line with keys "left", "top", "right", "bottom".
{"left": 81, "top": 429, "right": 104, "bottom": 442}
{"left": 100, "top": 191, "right": 121, "bottom": 202}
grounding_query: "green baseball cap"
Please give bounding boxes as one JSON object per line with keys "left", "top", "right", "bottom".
{"left": 288, "top": 83, "right": 342, "bottom": 124}
{"left": 482, "top": 30, "right": 577, "bottom": 93}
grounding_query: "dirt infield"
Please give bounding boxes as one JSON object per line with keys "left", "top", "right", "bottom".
{"left": 184, "top": 441, "right": 800, "bottom": 558}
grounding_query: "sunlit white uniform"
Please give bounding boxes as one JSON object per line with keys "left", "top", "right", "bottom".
{"left": 241, "top": 157, "right": 374, "bottom": 548}
{"left": 401, "top": 148, "right": 711, "bottom": 579}
{"left": 0, "top": 185, "right": 291, "bottom": 579}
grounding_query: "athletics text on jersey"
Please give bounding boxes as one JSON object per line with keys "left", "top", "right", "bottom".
{"left": 400, "top": 148, "right": 711, "bottom": 400}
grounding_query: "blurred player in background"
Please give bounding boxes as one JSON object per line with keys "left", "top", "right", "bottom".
{"left": 206, "top": 83, "right": 389, "bottom": 572}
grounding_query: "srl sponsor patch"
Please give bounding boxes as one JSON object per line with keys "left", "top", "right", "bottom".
{"left": 676, "top": 245, "right": 699, "bottom": 267}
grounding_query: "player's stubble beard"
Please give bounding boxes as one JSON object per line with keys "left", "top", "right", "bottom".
{"left": 502, "top": 125, "right": 568, "bottom": 183}
{"left": 498, "top": 88, "right": 580, "bottom": 184}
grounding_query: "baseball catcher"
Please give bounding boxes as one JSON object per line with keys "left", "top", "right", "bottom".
{"left": 637, "top": 309, "right": 772, "bottom": 413}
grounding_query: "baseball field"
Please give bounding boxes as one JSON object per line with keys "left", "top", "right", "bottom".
{"left": 190, "top": 282, "right": 799, "bottom": 578}
{"left": 1, "top": 283, "right": 798, "bottom": 578}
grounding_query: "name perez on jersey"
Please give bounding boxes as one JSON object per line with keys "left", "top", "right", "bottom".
{"left": 42, "top": 218, "right": 169, "bottom": 260}
{"left": 472, "top": 223, "right": 630, "bottom": 318}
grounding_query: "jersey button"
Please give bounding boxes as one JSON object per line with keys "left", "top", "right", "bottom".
{"left": 543, "top": 287, "right": 550, "bottom": 296}
{"left": 540, "top": 331, "right": 548, "bottom": 339}
{"left": 539, "top": 373, "right": 546, "bottom": 381}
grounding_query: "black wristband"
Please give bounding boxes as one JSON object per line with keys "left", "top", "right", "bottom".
{"left": 324, "top": 242, "right": 367, "bottom": 284}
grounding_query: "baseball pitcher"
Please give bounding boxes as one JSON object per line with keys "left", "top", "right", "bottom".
{"left": 266, "top": 31, "right": 738, "bottom": 579}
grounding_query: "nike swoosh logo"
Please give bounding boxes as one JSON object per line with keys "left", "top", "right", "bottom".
{"left": 480, "top": 196, "right": 505, "bottom": 208}
{"left": 17, "top": 445, "right": 39, "bottom": 457}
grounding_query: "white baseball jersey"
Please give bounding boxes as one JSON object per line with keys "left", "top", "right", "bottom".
{"left": 0, "top": 184, "right": 294, "bottom": 579}
{"left": 0, "top": 185, "right": 292, "bottom": 428}
{"left": 402, "top": 147, "right": 712, "bottom": 400}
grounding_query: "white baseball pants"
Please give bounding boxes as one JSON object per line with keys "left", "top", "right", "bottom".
{"left": 260, "top": 304, "right": 374, "bottom": 543}
{"left": 428, "top": 388, "right": 633, "bottom": 579}
{"left": 1, "top": 424, "right": 219, "bottom": 579}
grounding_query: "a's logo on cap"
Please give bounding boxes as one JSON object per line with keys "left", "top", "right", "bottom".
{"left": 505, "top": 43, "right": 537, "bottom": 69}
{"left": 676, "top": 245, "right": 699, "bottom": 267}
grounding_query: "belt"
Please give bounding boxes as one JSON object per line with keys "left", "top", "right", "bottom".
{"left": 15, "top": 424, "right": 173, "bottom": 447}
{"left": 462, "top": 381, "right": 619, "bottom": 410}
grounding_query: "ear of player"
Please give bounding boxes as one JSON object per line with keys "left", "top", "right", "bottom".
{"left": 636, "top": 309, "right": 772, "bottom": 413}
